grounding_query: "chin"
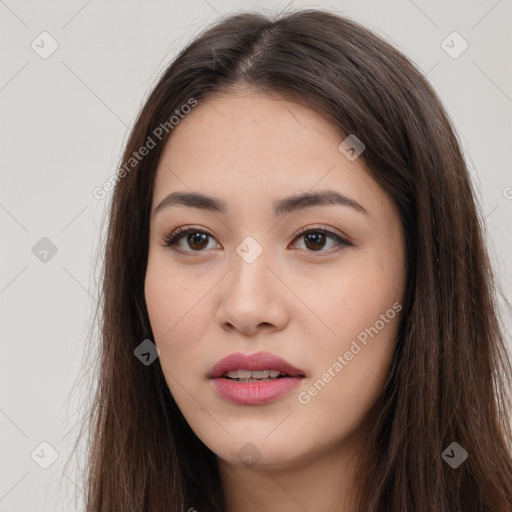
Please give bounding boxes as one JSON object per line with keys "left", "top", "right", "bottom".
{"left": 208, "top": 435, "right": 310, "bottom": 471}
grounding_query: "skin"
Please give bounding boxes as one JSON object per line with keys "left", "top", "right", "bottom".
{"left": 144, "top": 89, "right": 406, "bottom": 512}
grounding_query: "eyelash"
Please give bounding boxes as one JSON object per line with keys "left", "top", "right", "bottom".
{"left": 161, "top": 224, "right": 352, "bottom": 256}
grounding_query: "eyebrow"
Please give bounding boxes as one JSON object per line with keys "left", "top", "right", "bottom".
{"left": 154, "top": 189, "right": 368, "bottom": 217}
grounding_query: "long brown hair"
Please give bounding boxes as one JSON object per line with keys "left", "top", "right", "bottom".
{"left": 76, "top": 8, "right": 512, "bottom": 511}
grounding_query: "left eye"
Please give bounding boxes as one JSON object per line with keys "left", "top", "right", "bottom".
{"left": 162, "top": 226, "right": 350, "bottom": 255}
{"left": 292, "top": 228, "right": 349, "bottom": 253}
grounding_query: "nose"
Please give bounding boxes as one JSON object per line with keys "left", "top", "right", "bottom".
{"left": 215, "top": 247, "right": 289, "bottom": 337}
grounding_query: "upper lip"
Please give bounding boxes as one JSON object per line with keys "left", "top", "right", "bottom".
{"left": 209, "top": 352, "right": 306, "bottom": 378}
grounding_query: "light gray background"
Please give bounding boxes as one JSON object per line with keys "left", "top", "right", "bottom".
{"left": 1, "top": 1, "right": 511, "bottom": 510}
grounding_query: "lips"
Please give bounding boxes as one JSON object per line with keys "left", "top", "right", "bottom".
{"left": 209, "top": 352, "right": 306, "bottom": 405}
{"left": 209, "top": 352, "right": 306, "bottom": 379}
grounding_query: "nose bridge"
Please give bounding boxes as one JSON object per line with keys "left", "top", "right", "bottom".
{"left": 230, "top": 234, "right": 273, "bottom": 298}
{"left": 216, "top": 233, "right": 286, "bottom": 334}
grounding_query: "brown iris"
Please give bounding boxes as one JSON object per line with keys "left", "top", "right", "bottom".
{"left": 187, "top": 232, "right": 209, "bottom": 250}
{"left": 303, "top": 231, "right": 327, "bottom": 251}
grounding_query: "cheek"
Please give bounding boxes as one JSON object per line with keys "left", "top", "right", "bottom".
{"left": 144, "top": 255, "right": 213, "bottom": 377}
{"left": 300, "top": 303, "right": 400, "bottom": 436}
{"left": 316, "top": 261, "right": 402, "bottom": 344}
{"left": 145, "top": 251, "right": 197, "bottom": 337}
{"left": 303, "top": 254, "right": 402, "bottom": 410}
{"left": 144, "top": 272, "right": 180, "bottom": 340}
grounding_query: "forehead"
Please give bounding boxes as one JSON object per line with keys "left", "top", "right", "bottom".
{"left": 164, "top": 91, "right": 339, "bottom": 159}
{"left": 151, "top": 91, "right": 387, "bottom": 220}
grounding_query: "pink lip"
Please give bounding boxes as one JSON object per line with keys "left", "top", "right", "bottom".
{"left": 209, "top": 352, "right": 305, "bottom": 405}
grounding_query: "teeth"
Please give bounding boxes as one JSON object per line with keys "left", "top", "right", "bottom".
{"left": 224, "top": 369, "right": 285, "bottom": 379}
{"left": 252, "top": 370, "right": 269, "bottom": 378}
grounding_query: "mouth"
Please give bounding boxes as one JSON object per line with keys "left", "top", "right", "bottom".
{"left": 209, "top": 352, "right": 306, "bottom": 405}
{"left": 209, "top": 351, "right": 306, "bottom": 379}
{"left": 221, "top": 369, "right": 299, "bottom": 382}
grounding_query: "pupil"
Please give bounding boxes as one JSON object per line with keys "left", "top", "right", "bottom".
{"left": 305, "top": 232, "right": 325, "bottom": 251}
{"left": 188, "top": 232, "right": 208, "bottom": 250}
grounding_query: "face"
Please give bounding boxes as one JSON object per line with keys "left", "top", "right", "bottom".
{"left": 144, "top": 90, "right": 406, "bottom": 471}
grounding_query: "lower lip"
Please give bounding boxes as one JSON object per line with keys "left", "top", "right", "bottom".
{"left": 211, "top": 377, "right": 304, "bottom": 405}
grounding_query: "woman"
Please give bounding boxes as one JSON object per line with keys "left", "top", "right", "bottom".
{"left": 80, "top": 8, "right": 512, "bottom": 511}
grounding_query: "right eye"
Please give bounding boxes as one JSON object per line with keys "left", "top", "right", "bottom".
{"left": 162, "top": 226, "right": 221, "bottom": 253}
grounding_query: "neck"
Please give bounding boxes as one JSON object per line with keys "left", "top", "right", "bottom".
{"left": 218, "top": 432, "right": 363, "bottom": 512}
